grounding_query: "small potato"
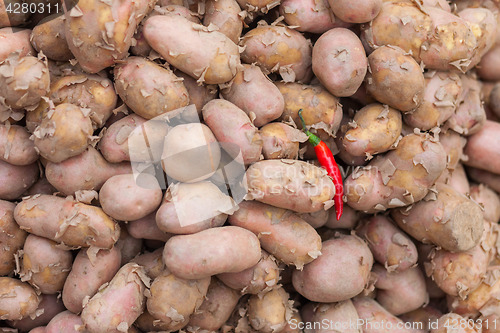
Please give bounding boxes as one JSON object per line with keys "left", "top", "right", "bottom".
{"left": 0, "top": 277, "right": 40, "bottom": 321}
{"left": 20, "top": 234, "right": 73, "bottom": 295}
{"left": 260, "top": 122, "right": 307, "bottom": 159}
{"left": 464, "top": 120, "right": 500, "bottom": 174}
{"left": 114, "top": 57, "right": 189, "bottom": 120}
{"left": 0, "top": 124, "right": 38, "bottom": 166}
{"left": 45, "top": 147, "right": 132, "bottom": 195}
{"left": 0, "top": 160, "right": 39, "bottom": 200}
{"left": 204, "top": 0, "right": 242, "bottom": 43}
{"left": 202, "top": 99, "right": 262, "bottom": 165}
{"left": 292, "top": 234, "right": 373, "bottom": 302}
{"left": 228, "top": 200, "right": 322, "bottom": 269}
{"left": 217, "top": 250, "right": 280, "bottom": 294}
{"left": 247, "top": 287, "right": 291, "bottom": 333}
{"left": 312, "top": 28, "right": 367, "bottom": 97}
{"left": 156, "top": 181, "right": 233, "bottom": 234}
{"left": 340, "top": 104, "right": 402, "bottom": 157}
{"left": 246, "top": 159, "right": 335, "bottom": 213}
{"left": 0, "top": 27, "right": 34, "bottom": 63}
{"left": 240, "top": 24, "right": 312, "bottom": 82}
{"left": 127, "top": 213, "right": 171, "bottom": 242}
{"left": 62, "top": 247, "right": 122, "bottom": 314}
{"left": 63, "top": 0, "right": 154, "bottom": 73}
{"left": 147, "top": 270, "right": 210, "bottom": 331}
{"left": 81, "top": 263, "right": 148, "bottom": 333}
{"left": 365, "top": 46, "right": 424, "bottom": 112}
{"left": 352, "top": 297, "right": 414, "bottom": 333}
{"left": 356, "top": 215, "right": 418, "bottom": 272}
{"left": 33, "top": 103, "right": 93, "bottom": 163}
{"left": 0, "top": 200, "right": 27, "bottom": 276}
{"left": 163, "top": 226, "right": 261, "bottom": 279}
{"left": 14, "top": 194, "right": 120, "bottom": 249}
{"left": 470, "top": 184, "right": 500, "bottom": 223}
{"left": 221, "top": 64, "right": 285, "bottom": 127}
{"left": 45, "top": 311, "right": 84, "bottom": 333}
{"left": 144, "top": 14, "right": 240, "bottom": 84}
{"left": 329, "top": 0, "right": 381, "bottom": 23}
{"left": 7, "top": 294, "right": 65, "bottom": 332}
{"left": 30, "top": 14, "right": 73, "bottom": 61}
{"left": 131, "top": 249, "right": 165, "bottom": 280}
{"left": 311, "top": 300, "right": 360, "bottom": 333}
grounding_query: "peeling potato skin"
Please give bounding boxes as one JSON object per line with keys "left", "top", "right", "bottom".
{"left": 311, "top": 300, "right": 360, "bottom": 333}
{"left": 247, "top": 287, "right": 290, "bottom": 333}
{"left": 30, "top": 15, "right": 73, "bottom": 62}
{"left": 341, "top": 103, "right": 402, "bottom": 157}
{"left": 352, "top": 297, "right": 413, "bottom": 333}
{"left": 81, "top": 263, "right": 148, "bottom": 333}
{"left": 0, "top": 200, "right": 27, "bottom": 276}
{"left": 458, "top": 7, "right": 497, "bottom": 66}
{"left": 236, "top": 0, "right": 278, "bottom": 12}
{"left": 0, "top": 160, "right": 39, "bottom": 201}
{"left": 204, "top": 0, "right": 243, "bottom": 44}
{"left": 464, "top": 120, "right": 500, "bottom": 174}
{"left": 131, "top": 248, "right": 165, "bottom": 280}
{"left": 0, "top": 277, "right": 40, "bottom": 321}
{"left": 144, "top": 15, "right": 240, "bottom": 85}
{"left": 7, "top": 294, "right": 66, "bottom": 332}
{"left": 63, "top": 0, "right": 155, "bottom": 73}
{"left": 312, "top": 27, "right": 367, "bottom": 97}
{"left": 0, "top": 28, "right": 34, "bottom": 62}
{"left": 292, "top": 235, "right": 373, "bottom": 303}
{"left": 366, "top": 46, "right": 424, "bottom": 112}
{"left": 228, "top": 200, "right": 322, "bottom": 269}
{"left": 114, "top": 57, "right": 189, "bottom": 120}
{"left": 260, "top": 122, "right": 306, "bottom": 160}
{"left": 14, "top": 194, "right": 120, "bottom": 249}
{"left": 240, "top": 24, "right": 313, "bottom": 82}
{"left": 0, "top": 124, "right": 38, "bottom": 166}
{"left": 329, "top": 0, "right": 381, "bottom": 24}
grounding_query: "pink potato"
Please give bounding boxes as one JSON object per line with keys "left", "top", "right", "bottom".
{"left": 464, "top": 120, "right": 500, "bottom": 174}
{"left": 329, "top": 0, "right": 381, "bottom": 23}
{"left": 204, "top": 0, "right": 243, "bottom": 43}
{"left": 0, "top": 160, "right": 39, "bottom": 200}
{"left": 127, "top": 212, "right": 171, "bottom": 242}
{"left": 45, "top": 311, "right": 84, "bottom": 333}
{"left": 0, "top": 277, "right": 40, "bottom": 321}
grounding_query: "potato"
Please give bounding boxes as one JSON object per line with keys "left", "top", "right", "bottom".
{"left": 444, "top": 163, "right": 470, "bottom": 196}
{"left": 127, "top": 213, "right": 171, "bottom": 242}
{"left": 330, "top": 0, "right": 381, "bottom": 23}
{"left": 131, "top": 249, "right": 165, "bottom": 280}
{"left": 19, "top": 234, "right": 73, "bottom": 295}
{"left": 33, "top": 103, "right": 93, "bottom": 163}
{"left": 147, "top": 270, "right": 210, "bottom": 331}
{"left": 45, "top": 147, "right": 132, "bottom": 195}
{"left": 228, "top": 200, "right": 322, "bottom": 269}
{"left": 467, "top": 166, "right": 500, "bottom": 194}
{"left": 7, "top": 294, "right": 65, "bottom": 332}
{"left": 356, "top": 215, "right": 418, "bottom": 272}
{"left": 0, "top": 28, "right": 34, "bottom": 62}
{"left": 470, "top": 184, "right": 500, "bottom": 223}
{"left": 45, "top": 311, "right": 84, "bottom": 333}
{"left": 217, "top": 250, "right": 280, "bottom": 294}
{"left": 144, "top": 14, "right": 240, "bottom": 84}
{"left": 175, "top": 71, "right": 217, "bottom": 116}
{"left": 366, "top": 46, "right": 424, "bottom": 112}
{"left": 246, "top": 159, "right": 335, "bottom": 213}
{"left": 404, "top": 71, "right": 462, "bottom": 130}
{"left": 312, "top": 28, "right": 366, "bottom": 97}
{"left": 0, "top": 277, "right": 40, "bottom": 321}
{"left": 0, "top": 54, "right": 49, "bottom": 111}
{"left": 30, "top": 15, "right": 73, "bottom": 62}
{"left": 161, "top": 123, "right": 221, "bottom": 183}
{"left": 187, "top": 278, "right": 240, "bottom": 332}
{"left": 352, "top": 296, "right": 414, "bottom": 333}
{"left": 156, "top": 181, "right": 233, "bottom": 234}
{"left": 240, "top": 24, "right": 312, "bottom": 82}
{"left": 299, "top": 209, "right": 329, "bottom": 228}
{"left": 391, "top": 183, "right": 484, "bottom": 252}
{"left": 477, "top": 45, "right": 500, "bottom": 81}
{"left": 163, "top": 226, "right": 261, "bottom": 279}
{"left": 431, "top": 313, "right": 479, "bottom": 333}
{"left": 310, "top": 300, "right": 361, "bottom": 333}
{"left": 0, "top": 124, "right": 38, "bottom": 166}
{"left": 204, "top": 0, "right": 242, "bottom": 44}
{"left": 14, "top": 194, "right": 120, "bottom": 249}
{"left": 221, "top": 64, "right": 285, "bottom": 127}
{"left": 292, "top": 234, "right": 373, "bottom": 302}
{"left": 280, "top": 0, "right": 350, "bottom": 34}
{"left": 63, "top": 0, "right": 154, "bottom": 73}
{"left": 247, "top": 287, "right": 291, "bottom": 333}
{"left": 260, "top": 122, "right": 307, "bottom": 160}
{"left": 340, "top": 104, "right": 402, "bottom": 158}
{"left": 62, "top": 247, "right": 121, "bottom": 314}
{"left": 464, "top": 120, "right": 500, "bottom": 174}
{"left": 0, "top": 160, "right": 39, "bottom": 200}
{"left": 202, "top": 99, "right": 262, "bottom": 165}
{"left": 325, "top": 205, "right": 361, "bottom": 230}
{"left": 0, "top": 200, "right": 26, "bottom": 276}
{"left": 345, "top": 133, "right": 447, "bottom": 213}
{"left": 81, "top": 263, "right": 148, "bottom": 333}
{"left": 458, "top": 7, "right": 497, "bottom": 65}
{"left": 115, "top": 227, "right": 143, "bottom": 265}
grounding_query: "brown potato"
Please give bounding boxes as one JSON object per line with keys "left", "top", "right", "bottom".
{"left": 131, "top": 249, "right": 165, "bottom": 280}
{"left": 247, "top": 287, "right": 291, "bottom": 333}
{"left": 0, "top": 124, "right": 38, "bottom": 166}
{"left": 30, "top": 14, "right": 73, "bottom": 62}
{"left": 260, "top": 122, "right": 307, "bottom": 160}
{"left": 0, "top": 277, "right": 40, "bottom": 321}
{"left": 0, "top": 200, "right": 27, "bottom": 276}
{"left": 115, "top": 227, "right": 143, "bottom": 265}
{"left": 204, "top": 0, "right": 242, "bottom": 43}
{"left": 0, "top": 160, "right": 39, "bottom": 200}
{"left": 311, "top": 300, "right": 361, "bottom": 333}
{"left": 459, "top": 7, "right": 497, "bottom": 65}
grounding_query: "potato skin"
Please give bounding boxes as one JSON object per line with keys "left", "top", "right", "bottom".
{"left": 228, "top": 200, "right": 322, "bottom": 269}
{"left": 45, "top": 311, "right": 84, "bottom": 333}
{"left": 144, "top": 14, "right": 240, "bottom": 84}
{"left": 312, "top": 28, "right": 367, "bottom": 97}
{"left": 0, "top": 277, "right": 40, "bottom": 321}
{"left": 131, "top": 248, "right": 165, "bottom": 280}
{"left": 0, "top": 124, "right": 38, "bottom": 166}
{"left": 292, "top": 234, "right": 373, "bottom": 302}
{"left": 329, "top": 0, "right": 381, "bottom": 23}
{"left": 30, "top": 14, "right": 73, "bottom": 62}
{"left": 261, "top": 122, "right": 307, "bottom": 160}
{"left": 0, "top": 200, "right": 27, "bottom": 276}
{"left": 163, "top": 226, "right": 261, "bottom": 279}
{"left": 0, "top": 160, "right": 39, "bottom": 200}
{"left": 464, "top": 120, "right": 500, "bottom": 174}
{"left": 247, "top": 287, "right": 291, "bottom": 333}
{"left": 240, "top": 24, "right": 312, "bottom": 82}
{"left": 0, "top": 28, "right": 34, "bottom": 63}
{"left": 14, "top": 194, "right": 120, "bottom": 249}
{"left": 204, "top": 0, "right": 242, "bottom": 44}
{"left": 246, "top": 159, "right": 335, "bottom": 213}
{"left": 366, "top": 46, "right": 424, "bottom": 112}
{"left": 114, "top": 57, "right": 189, "bottom": 119}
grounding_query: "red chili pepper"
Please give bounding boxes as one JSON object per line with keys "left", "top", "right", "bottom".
{"left": 298, "top": 109, "right": 343, "bottom": 220}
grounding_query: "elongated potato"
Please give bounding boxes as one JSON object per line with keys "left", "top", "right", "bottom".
{"left": 7, "top": 294, "right": 65, "bottom": 332}
{"left": 240, "top": 24, "right": 312, "bottom": 82}
{"left": 144, "top": 14, "right": 240, "bottom": 84}
{"left": 246, "top": 159, "right": 335, "bottom": 213}
{"left": 62, "top": 247, "right": 121, "bottom": 314}
{"left": 221, "top": 64, "right": 285, "bottom": 127}
{"left": 311, "top": 300, "right": 360, "bottom": 333}
{"left": 204, "top": 0, "right": 242, "bottom": 43}
{"left": 247, "top": 287, "right": 291, "bottom": 333}
{"left": 0, "top": 160, "right": 39, "bottom": 200}
{"left": 228, "top": 200, "right": 322, "bottom": 269}
{"left": 0, "top": 200, "right": 27, "bottom": 276}
{"left": 260, "top": 122, "right": 307, "bottom": 160}
{"left": 81, "top": 263, "right": 148, "bottom": 333}
{"left": 30, "top": 15, "right": 73, "bottom": 62}
{"left": 0, "top": 277, "right": 40, "bottom": 321}
{"left": 0, "top": 124, "right": 38, "bottom": 166}
{"left": 14, "top": 194, "right": 120, "bottom": 249}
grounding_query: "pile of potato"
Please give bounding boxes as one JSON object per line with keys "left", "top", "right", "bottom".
{"left": 1, "top": 0, "right": 500, "bottom": 332}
